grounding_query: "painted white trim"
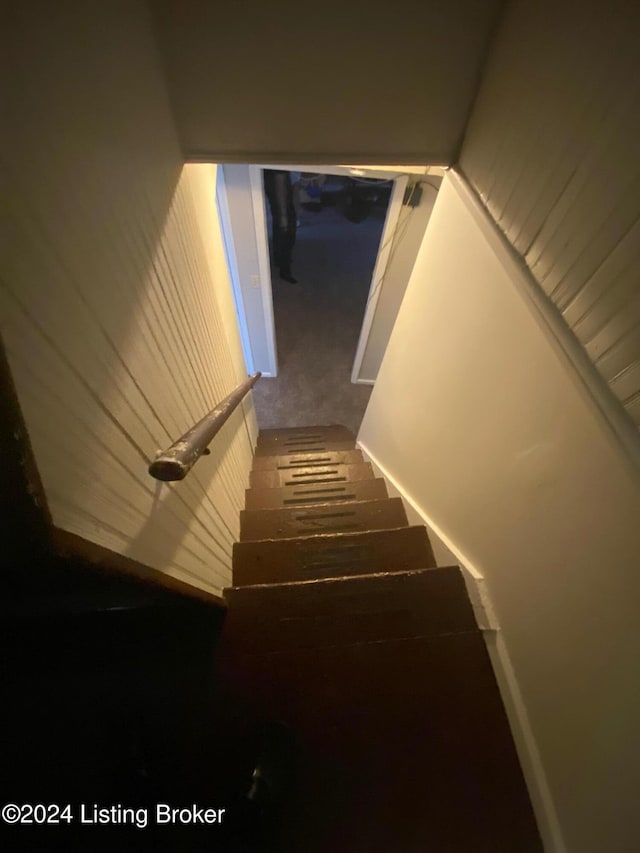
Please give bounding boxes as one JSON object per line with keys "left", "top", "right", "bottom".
{"left": 357, "top": 439, "right": 498, "bottom": 630}
{"left": 350, "top": 174, "right": 409, "bottom": 384}
{"left": 248, "top": 163, "right": 409, "bottom": 388}
{"left": 485, "top": 633, "right": 567, "bottom": 853}
{"left": 248, "top": 165, "right": 279, "bottom": 377}
{"left": 256, "top": 163, "right": 413, "bottom": 181}
{"left": 343, "top": 164, "right": 431, "bottom": 177}
{"left": 215, "top": 166, "right": 255, "bottom": 373}
{"left": 357, "top": 438, "right": 567, "bottom": 853}
{"left": 451, "top": 168, "right": 640, "bottom": 475}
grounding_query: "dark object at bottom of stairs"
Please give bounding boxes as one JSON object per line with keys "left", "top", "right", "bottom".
{"left": 247, "top": 720, "right": 297, "bottom": 811}
{"left": 222, "top": 720, "right": 297, "bottom": 852}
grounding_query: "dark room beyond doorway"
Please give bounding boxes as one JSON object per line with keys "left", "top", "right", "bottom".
{"left": 253, "top": 171, "right": 390, "bottom": 434}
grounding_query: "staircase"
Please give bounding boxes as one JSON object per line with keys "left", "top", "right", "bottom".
{"left": 218, "top": 425, "right": 542, "bottom": 852}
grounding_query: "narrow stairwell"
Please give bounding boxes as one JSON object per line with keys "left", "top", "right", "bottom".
{"left": 217, "top": 425, "right": 542, "bottom": 852}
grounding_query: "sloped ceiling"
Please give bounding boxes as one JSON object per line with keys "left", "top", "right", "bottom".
{"left": 149, "top": 0, "right": 505, "bottom": 164}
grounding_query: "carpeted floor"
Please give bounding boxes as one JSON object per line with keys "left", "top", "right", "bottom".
{"left": 252, "top": 199, "right": 386, "bottom": 435}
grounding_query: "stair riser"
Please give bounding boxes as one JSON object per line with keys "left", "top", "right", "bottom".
{"left": 254, "top": 439, "right": 356, "bottom": 457}
{"left": 224, "top": 567, "right": 474, "bottom": 653}
{"left": 233, "top": 526, "right": 435, "bottom": 586}
{"left": 239, "top": 498, "right": 407, "bottom": 542}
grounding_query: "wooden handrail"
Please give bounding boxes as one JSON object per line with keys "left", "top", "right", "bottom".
{"left": 149, "top": 372, "right": 261, "bottom": 482}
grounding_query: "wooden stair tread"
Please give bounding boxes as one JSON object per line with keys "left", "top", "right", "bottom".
{"left": 257, "top": 424, "right": 355, "bottom": 444}
{"left": 223, "top": 567, "right": 474, "bottom": 652}
{"left": 233, "top": 525, "right": 435, "bottom": 586}
{"left": 254, "top": 438, "right": 357, "bottom": 457}
{"left": 252, "top": 448, "right": 364, "bottom": 471}
{"left": 216, "top": 584, "right": 541, "bottom": 852}
{"left": 250, "top": 462, "right": 374, "bottom": 490}
{"left": 239, "top": 498, "right": 408, "bottom": 542}
{"left": 245, "top": 478, "right": 388, "bottom": 509}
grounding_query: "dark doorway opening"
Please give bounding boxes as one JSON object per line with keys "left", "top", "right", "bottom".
{"left": 254, "top": 170, "right": 391, "bottom": 434}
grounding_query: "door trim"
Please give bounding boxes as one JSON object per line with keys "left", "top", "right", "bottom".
{"left": 215, "top": 166, "right": 255, "bottom": 373}
{"left": 350, "top": 174, "right": 408, "bottom": 384}
{"left": 252, "top": 164, "right": 410, "bottom": 386}
{"left": 249, "top": 165, "right": 279, "bottom": 377}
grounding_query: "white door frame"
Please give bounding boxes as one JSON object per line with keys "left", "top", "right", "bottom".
{"left": 215, "top": 165, "right": 255, "bottom": 373}
{"left": 248, "top": 165, "right": 279, "bottom": 376}
{"left": 250, "top": 163, "right": 410, "bottom": 384}
{"left": 350, "top": 173, "right": 408, "bottom": 384}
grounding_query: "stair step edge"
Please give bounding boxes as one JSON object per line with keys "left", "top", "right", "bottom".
{"left": 225, "top": 565, "right": 459, "bottom": 594}
{"left": 254, "top": 440, "right": 357, "bottom": 457}
{"left": 240, "top": 497, "right": 405, "bottom": 515}
{"left": 238, "top": 528, "right": 409, "bottom": 545}
{"left": 234, "top": 524, "right": 422, "bottom": 547}
{"left": 244, "top": 497, "right": 382, "bottom": 511}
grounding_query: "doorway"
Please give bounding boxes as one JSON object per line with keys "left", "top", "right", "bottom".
{"left": 253, "top": 167, "right": 398, "bottom": 432}
{"left": 216, "top": 164, "right": 440, "bottom": 431}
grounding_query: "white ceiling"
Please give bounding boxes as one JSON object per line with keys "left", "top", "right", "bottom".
{"left": 150, "top": 0, "right": 505, "bottom": 165}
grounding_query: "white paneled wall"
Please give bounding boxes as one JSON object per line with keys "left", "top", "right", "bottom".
{"left": 460, "top": 0, "right": 640, "bottom": 432}
{"left": 1, "top": 1, "right": 256, "bottom": 596}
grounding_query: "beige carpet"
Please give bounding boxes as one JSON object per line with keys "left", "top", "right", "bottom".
{"left": 252, "top": 201, "right": 386, "bottom": 435}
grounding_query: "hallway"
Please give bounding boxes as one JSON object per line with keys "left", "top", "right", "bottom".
{"left": 252, "top": 189, "right": 386, "bottom": 434}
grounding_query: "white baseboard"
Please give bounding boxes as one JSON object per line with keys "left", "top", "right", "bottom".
{"left": 357, "top": 439, "right": 567, "bottom": 853}
{"left": 358, "top": 441, "right": 498, "bottom": 630}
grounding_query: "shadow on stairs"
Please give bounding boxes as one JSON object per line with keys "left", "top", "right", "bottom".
{"left": 216, "top": 425, "right": 542, "bottom": 852}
